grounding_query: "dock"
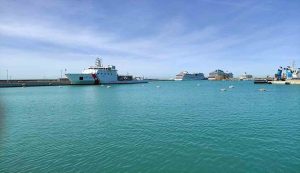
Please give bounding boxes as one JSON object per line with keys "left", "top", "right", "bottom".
{"left": 270, "top": 80, "right": 300, "bottom": 85}
{"left": 254, "top": 78, "right": 300, "bottom": 85}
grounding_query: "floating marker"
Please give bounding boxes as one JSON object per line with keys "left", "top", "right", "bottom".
{"left": 259, "top": 88, "right": 266, "bottom": 92}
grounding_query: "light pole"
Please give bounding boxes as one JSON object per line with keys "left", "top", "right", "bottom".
{"left": 6, "top": 69, "right": 8, "bottom": 83}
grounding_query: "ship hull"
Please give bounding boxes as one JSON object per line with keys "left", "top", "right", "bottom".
{"left": 65, "top": 74, "right": 97, "bottom": 85}
{"left": 66, "top": 73, "right": 147, "bottom": 85}
{"left": 175, "top": 76, "right": 205, "bottom": 81}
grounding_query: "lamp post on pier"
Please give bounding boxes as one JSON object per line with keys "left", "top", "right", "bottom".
{"left": 6, "top": 70, "right": 8, "bottom": 83}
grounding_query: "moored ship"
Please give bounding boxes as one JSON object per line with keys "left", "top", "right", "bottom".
{"left": 65, "top": 58, "right": 147, "bottom": 85}
{"left": 239, "top": 72, "right": 253, "bottom": 80}
{"left": 275, "top": 64, "right": 300, "bottom": 81}
{"left": 270, "top": 62, "right": 300, "bottom": 85}
{"left": 254, "top": 62, "right": 300, "bottom": 85}
{"left": 175, "top": 71, "right": 205, "bottom": 81}
{"left": 208, "top": 69, "right": 233, "bottom": 80}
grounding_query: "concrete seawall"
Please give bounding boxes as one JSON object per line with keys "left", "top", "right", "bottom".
{"left": 270, "top": 80, "right": 300, "bottom": 85}
{"left": 0, "top": 78, "right": 70, "bottom": 88}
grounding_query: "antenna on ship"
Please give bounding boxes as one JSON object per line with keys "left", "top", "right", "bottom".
{"left": 95, "top": 57, "right": 102, "bottom": 67}
{"left": 292, "top": 60, "right": 295, "bottom": 70}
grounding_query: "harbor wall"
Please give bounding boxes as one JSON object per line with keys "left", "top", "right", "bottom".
{"left": 0, "top": 78, "right": 70, "bottom": 88}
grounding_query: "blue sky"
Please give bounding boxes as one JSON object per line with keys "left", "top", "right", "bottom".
{"left": 0, "top": 0, "right": 299, "bottom": 79}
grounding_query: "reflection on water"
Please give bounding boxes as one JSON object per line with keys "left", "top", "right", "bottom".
{"left": 0, "top": 99, "right": 4, "bottom": 136}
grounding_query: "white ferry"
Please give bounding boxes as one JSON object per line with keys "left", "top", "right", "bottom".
{"left": 175, "top": 71, "right": 205, "bottom": 81}
{"left": 65, "top": 58, "right": 147, "bottom": 85}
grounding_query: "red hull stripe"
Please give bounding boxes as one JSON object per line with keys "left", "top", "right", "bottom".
{"left": 91, "top": 74, "right": 100, "bottom": 84}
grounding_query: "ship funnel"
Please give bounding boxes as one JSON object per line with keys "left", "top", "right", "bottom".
{"left": 95, "top": 58, "right": 102, "bottom": 67}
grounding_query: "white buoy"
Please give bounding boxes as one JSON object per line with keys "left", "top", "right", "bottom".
{"left": 259, "top": 88, "right": 266, "bottom": 92}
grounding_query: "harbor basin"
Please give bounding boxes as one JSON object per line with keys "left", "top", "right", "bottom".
{"left": 0, "top": 81, "right": 300, "bottom": 172}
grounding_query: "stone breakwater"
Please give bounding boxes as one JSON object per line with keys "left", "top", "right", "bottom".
{"left": 0, "top": 78, "right": 70, "bottom": 88}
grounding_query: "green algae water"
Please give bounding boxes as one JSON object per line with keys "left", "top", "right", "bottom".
{"left": 1, "top": 81, "right": 300, "bottom": 173}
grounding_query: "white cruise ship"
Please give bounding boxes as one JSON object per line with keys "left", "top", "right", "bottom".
{"left": 208, "top": 69, "right": 233, "bottom": 80}
{"left": 239, "top": 72, "right": 253, "bottom": 80}
{"left": 175, "top": 71, "right": 205, "bottom": 81}
{"left": 65, "top": 58, "right": 147, "bottom": 85}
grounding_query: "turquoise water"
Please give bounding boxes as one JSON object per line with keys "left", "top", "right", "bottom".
{"left": 0, "top": 81, "right": 300, "bottom": 173}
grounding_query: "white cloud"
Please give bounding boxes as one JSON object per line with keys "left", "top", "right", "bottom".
{"left": 0, "top": 0, "right": 299, "bottom": 78}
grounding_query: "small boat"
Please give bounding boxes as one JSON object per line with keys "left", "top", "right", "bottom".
{"left": 229, "top": 85, "right": 234, "bottom": 89}
{"left": 254, "top": 79, "right": 267, "bottom": 84}
{"left": 220, "top": 88, "right": 227, "bottom": 91}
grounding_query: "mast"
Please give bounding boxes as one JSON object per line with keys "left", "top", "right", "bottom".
{"left": 292, "top": 60, "right": 297, "bottom": 78}
{"left": 292, "top": 60, "right": 295, "bottom": 70}
{"left": 95, "top": 57, "right": 102, "bottom": 67}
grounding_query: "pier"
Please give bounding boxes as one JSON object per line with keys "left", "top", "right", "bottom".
{"left": 254, "top": 78, "right": 300, "bottom": 85}
{"left": 270, "top": 80, "right": 300, "bottom": 85}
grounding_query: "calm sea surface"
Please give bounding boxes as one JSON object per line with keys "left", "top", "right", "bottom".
{"left": 0, "top": 81, "right": 300, "bottom": 173}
